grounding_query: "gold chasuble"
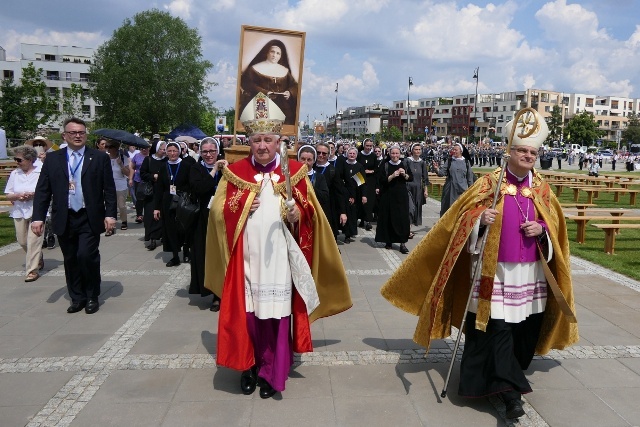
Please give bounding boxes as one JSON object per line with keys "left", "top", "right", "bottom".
{"left": 381, "top": 168, "right": 578, "bottom": 355}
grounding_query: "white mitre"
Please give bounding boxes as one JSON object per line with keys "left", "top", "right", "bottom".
{"left": 505, "top": 109, "right": 549, "bottom": 149}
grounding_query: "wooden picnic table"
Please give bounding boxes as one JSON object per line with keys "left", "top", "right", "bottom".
{"left": 591, "top": 223, "right": 640, "bottom": 254}
{"left": 565, "top": 214, "right": 640, "bottom": 243}
{"left": 560, "top": 202, "right": 596, "bottom": 209}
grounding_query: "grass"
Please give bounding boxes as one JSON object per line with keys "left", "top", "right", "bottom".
{"left": 430, "top": 166, "right": 640, "bottom": 281}
{"left": 0, "top": 213, "right": 16, "bottom": 247}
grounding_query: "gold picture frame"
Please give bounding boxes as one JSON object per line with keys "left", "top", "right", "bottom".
{"left": 235, "top": 25, "right": 306, "bottom": 138}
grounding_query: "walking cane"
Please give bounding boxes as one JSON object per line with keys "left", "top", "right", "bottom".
{"left": 440, "top": 107, "right": 540, "bottom": 398}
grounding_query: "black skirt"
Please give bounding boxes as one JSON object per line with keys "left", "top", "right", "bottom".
{"left": 458, "top": 312, "right": 543, "bottom": 398}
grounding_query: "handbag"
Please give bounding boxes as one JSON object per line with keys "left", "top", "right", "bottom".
{"left": 174, "top": 191, "right": 200, "bottom": 231}
{"left": 136, "top": 181, "right": 153, "bottom": 200}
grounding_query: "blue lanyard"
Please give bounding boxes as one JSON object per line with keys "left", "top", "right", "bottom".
{"left": 67, "top": 151, "right": 83, "bottom": 180}
{"left": 317, "top": 165, "right": 327, "bottom": 174}
{"left": 309, "top": 172, "right": 316, "bottom": 186}
{"left": 167, "top": 162, "right": 181, "bottom": 184}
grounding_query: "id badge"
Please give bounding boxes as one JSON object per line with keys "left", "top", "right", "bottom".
{"left": 69, "top": 180, "right": 76, "bottom": 195}
{"left": 169, "top": 185, "right": 177, "bottom": 195}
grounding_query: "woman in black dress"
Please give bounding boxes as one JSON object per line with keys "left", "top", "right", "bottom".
{"left": 153, "top": 142, "right": 191, "bottom": 267}
{"left": 297, "top": 145, "right": 330, "bottom": 216}
{"left": 188, "top": 138, "right": 226, "bottom": 310}
{"left": 406, "top": 143, "right": 429, "bottom": 236}
{"left": 342, "top": 147, "right": 366, "bottom": 243}
{"left": 140, "top": 141, "right": 166, "bottom": 250}
{"left": 375, "top": 146, "right": 413, "bottom": 254}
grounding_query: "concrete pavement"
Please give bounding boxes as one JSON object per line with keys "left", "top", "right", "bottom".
{"left": 1, "top": 193, "right": 640, "bottom": 426}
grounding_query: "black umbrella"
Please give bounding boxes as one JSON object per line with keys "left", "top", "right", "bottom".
{"left": 92, "top": 129, "right": 150, "bottom": 149}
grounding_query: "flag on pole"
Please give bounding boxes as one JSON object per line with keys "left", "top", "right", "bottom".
{"left": 335, "top": 83, "right": 338, "bottom": 93}
{"left": 473, "top": 67, "right": 479, "bottom": 79}
{"left": 409, "top": 77, "right": 413, "bottom": 87}
{"left": 352, "top": 172, "right": 365, "bottom": 186}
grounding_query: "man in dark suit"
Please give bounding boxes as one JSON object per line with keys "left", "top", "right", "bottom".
{"left": 31, "top": 117, "right": 117, "bottom": 314}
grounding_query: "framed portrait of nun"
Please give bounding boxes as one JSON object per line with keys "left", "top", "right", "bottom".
{"left": 235, "top": 25, "right": 306, "bottom": 137}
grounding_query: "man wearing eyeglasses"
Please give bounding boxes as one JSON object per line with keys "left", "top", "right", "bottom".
{"left": 31, "top": 117, "right": 117, "bottom": 315}
{"left": 381, "top": 109, "right": 576, "bottom": 421}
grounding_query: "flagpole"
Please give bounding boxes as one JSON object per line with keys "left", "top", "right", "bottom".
{"left": 407, "top": 77, "right": 413, "bottom": 143}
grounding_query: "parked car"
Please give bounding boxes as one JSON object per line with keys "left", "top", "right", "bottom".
{"left": 597, "top": 149, "right": 613, "bottom": 157}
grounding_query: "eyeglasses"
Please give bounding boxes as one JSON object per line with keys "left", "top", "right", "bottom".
{"left": 65, "top": 131, "right": 86, "bottom": 136}
{"left": 201, "top": 150, "right": 218, "bottom": 155}
{"left": 14, "top": 157, "right": 24, "bottom": 163}
{"left": 316, "top": 151, "right": 329, "bottom": 156}
{"left": 512, "top": 147, "right": 538, "bottom": 157}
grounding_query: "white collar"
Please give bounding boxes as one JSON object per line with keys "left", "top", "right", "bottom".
{"left": 389, "top": 159, "right": 401, "bottom": 165}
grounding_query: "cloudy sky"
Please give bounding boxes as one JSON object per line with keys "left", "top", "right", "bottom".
{"left": 2, "top": 0, "right": 640, "bottom": 125}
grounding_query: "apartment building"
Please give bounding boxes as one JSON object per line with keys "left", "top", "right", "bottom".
{"left": 0, "top": 43, "right": 98, "bottom": 130}
{"left": 327, "top": 103, "right": 389, "bottom": 138}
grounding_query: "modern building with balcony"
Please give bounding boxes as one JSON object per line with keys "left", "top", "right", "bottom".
{"left": 0, "top": 43, "right": 98, "bottom": 130}
{"left": 328, "top": 103, "right": 389, "bottom": 139}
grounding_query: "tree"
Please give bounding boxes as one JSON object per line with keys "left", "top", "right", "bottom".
{"left": 90, "top": 9, "right": 214, "bottom": 133}
{"left": 564, "top": 111, "right": 603, "bottom": 146}
{"left": 621, "top": 112, "right": 640, "bottom": 147}
{"left": 0, "top": 63, "right": 59, "bottom": 138}
{"left": 546, "top": 105, "right": 563, "bottom": 146}
{"left": 60, "top": 83, "right": 86, "bottom": 120}
{"left": 380, "top": 125, "right": 402, "bottom": 141}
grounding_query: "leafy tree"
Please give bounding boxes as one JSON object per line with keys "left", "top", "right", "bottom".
{"left": 546, "top": 105, "right": 563, "bottom": 146}
{"left": 0, "top": 79, "right": 25, "bottom": 138}
{"left": 621, "top": 112, "right": 640, "bottom": 147}
{"left": 90, "top": 9, "right": 214, "bottom": 133}
{"left": 0, "top": 63, "right": 59, "bottom": 138}
{"left": 565, "top": 111, "right": 603, "bottom": 146}
{"left": 60, "top": 83, "right": 86, "bottom": 120}
{"left": 19, "top": 63, "right": 60, "bottom": 131}
{"left": 380, "top": 125, "right": 402, "bottom": 141}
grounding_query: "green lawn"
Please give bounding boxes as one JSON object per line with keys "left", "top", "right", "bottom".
{"left": 0, "top": 213, "right": 16, "bottom": 247}
{"left": 430, "top": 167, "right": 640, "bottom": 281}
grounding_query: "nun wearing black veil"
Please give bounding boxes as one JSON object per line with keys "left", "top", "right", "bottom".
{"left": 432, "top": 143, "right": 476, "bottom": 217}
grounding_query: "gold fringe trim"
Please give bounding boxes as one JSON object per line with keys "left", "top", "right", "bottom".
{"left": 475, "top": 299, "right": 491, "bottom": 332}
{"left": 222, "top": 167, "right": 262, "bottom": 193}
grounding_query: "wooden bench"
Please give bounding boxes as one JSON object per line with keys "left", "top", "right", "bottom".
{"left": 569, "top": 185, "right": 606, "bottom": 202}
{"left": 586, "top": 188, "right": 640, "bottom": 205}
{"left": 591, "top": 223, "right": 640, "bottom": 254}
{"left": 565, "top": 214, "right": 640, "bottom": 243}
{"left": 562, "top": 208, "right": 630, "bottom": 217}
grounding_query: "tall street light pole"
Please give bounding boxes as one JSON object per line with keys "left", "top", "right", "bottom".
{"left": 473, "top": 67, "right": 479, "bottom": 145}
{"left": 407, "top": 77, "right": 413, "bottom": 143}
{"left": 335, "top": 83, "right": 339, "bottom": 141}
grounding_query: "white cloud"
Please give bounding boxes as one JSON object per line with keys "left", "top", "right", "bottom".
{"left": 164, "top": 0, "right": 193, "bottom": 19}
{"left": 207, "top": 59, "right": 238, "bottom": 110}
{"left": 404, "top": 1, "right": 525, "bottom": 62}
{"left": 209, "top": 0, "right": 235, "bottom": 12}
{"left": 280, "top": 0, "right": 350, "bottom": 31}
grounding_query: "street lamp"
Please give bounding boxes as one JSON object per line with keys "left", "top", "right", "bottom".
{"left": 335, "top": 83, "right": 339, "bottom": 141}
{"left": 406, "top": 77, "right": 413, "bottom": 143}
{"left": 473, "top": 67, "right": 479, "bottom": 144}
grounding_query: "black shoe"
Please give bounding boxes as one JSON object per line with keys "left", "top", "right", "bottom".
{"left": 240, "top": 366, "right": 258, "bottom": 395}
{"left": 67, "top": 301, "right": 87, "bottom": 314}
{"left": 365, "top": 222, "right": 372, "bottom": 231}
{"left": 47, "top": 235, "right": 56, "bottom": 249}
{"left": 210, "top": 299, "right": 220, "bottom": 312}
{"left": 183, "top": 255, "right": 191, "bottom": 263}
{"left": 259, "top": 381, "right": 277, "bottom": 399}
{"left": 358, "top": 220, "right": 365, "bottom": 227}
{"left": 166, "top": 258, "right": 181, "bottom": 267}
{"left": 505, "top": 399, "right": 525, "bottom": 419}
{"left": 344, "top": 237, "right": 351, "bottom": 244}
{"left": 85, "top": 299, "right": 99, "bottom": 314}
{"left": 147, "top": 240, "right": 157, "bottom": 251}
{"left": 399, "top": 244, "right": 409, "bottom": 254}
{"left": 385, "top": 244, "right": 392, "bottom": 250}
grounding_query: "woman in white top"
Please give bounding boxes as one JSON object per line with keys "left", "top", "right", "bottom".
{"left": 105, "top": 141, "right": 131, "bottom": 233}
{"left": 4, "top": 145, "right": 44, "bottom": 282}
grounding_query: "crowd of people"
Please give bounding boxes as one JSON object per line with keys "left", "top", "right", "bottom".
{"left": 0, "top": 108, "right": 590, "bottom": 419}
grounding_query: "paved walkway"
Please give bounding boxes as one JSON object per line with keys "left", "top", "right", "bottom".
{"left": 1, "top": 196, "right": 640, "bottom": 427}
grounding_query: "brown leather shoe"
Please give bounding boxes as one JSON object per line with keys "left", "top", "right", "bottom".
{"left": 25, "top": 272, "right": 40, "bottom": 282}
